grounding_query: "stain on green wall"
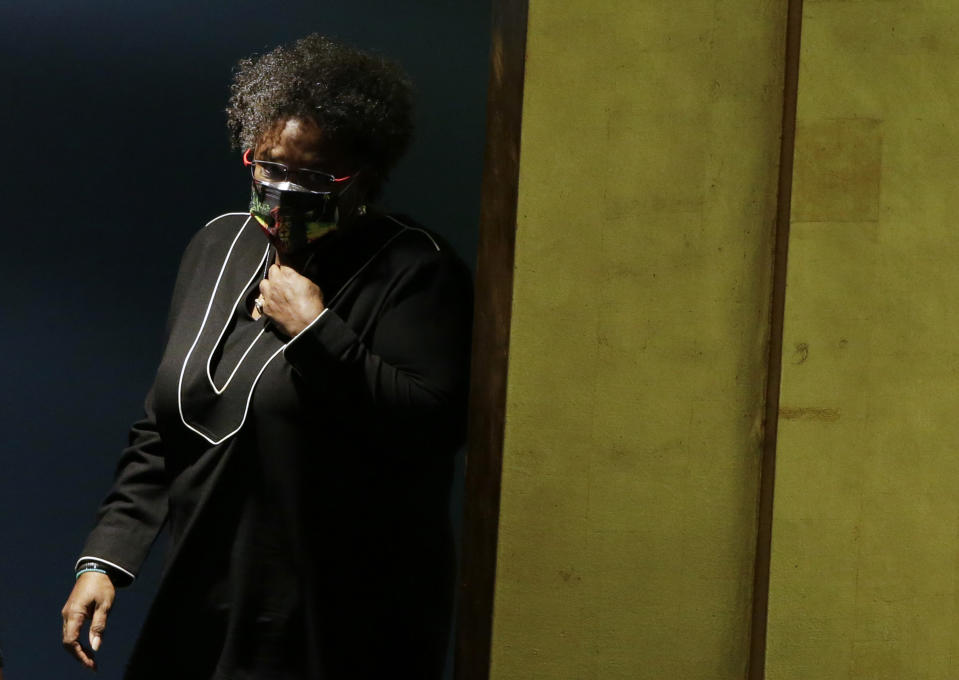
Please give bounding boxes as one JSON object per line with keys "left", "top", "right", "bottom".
{"left": 766, "top": 2, "right": 959, "bottom": 679}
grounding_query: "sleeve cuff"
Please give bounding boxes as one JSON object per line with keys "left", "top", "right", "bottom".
{"left": 282, "top": 307, "right": 360, "bottom": 374}
{"left": 74, "top": 555, "right": 136, "bottom": 587}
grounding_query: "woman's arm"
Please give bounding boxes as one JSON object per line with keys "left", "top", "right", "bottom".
{"left": 74, "top": 383, "right": 169, "bottom": 582}
{"left": 61, "top": 382, "right": 168, "bottom": 670}
{"left": 282, "top": 251, "right": 474, "bottom": 433}
{"left": 60, "top": 223, "right": 208, "bottom": 670}
{"left": 71, "top": 221, "right": 210, "bottom": 584}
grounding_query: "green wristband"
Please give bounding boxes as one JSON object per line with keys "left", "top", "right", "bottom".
{"left": 75, "top": 567, "right": 108, "bottom": 580}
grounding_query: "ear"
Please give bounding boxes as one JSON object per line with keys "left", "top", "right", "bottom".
{"left": 336, "top": 177, "right": 370, "bottom": 222}
{"left": 356, "top": 168, "right": 385, "bottom": 203}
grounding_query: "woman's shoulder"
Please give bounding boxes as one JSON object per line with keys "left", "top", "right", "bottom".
{"left": 199, "top": 212, "right": 253, "bottom": 241}
{"left": 367, "top": 215, "right": 473, "bottom": 305}
{"left": 376, "top": 214, "right": 467, "bottom": 273}
{"left": 179, "top": 212, "right": 253, "bottom": 257}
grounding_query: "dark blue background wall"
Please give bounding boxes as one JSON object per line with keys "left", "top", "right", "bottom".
{"left": 0, "top": 2, "right": 489, "bottom": 677}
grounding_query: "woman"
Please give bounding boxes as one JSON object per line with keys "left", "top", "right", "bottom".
{"left": 60, "top": 34, "right": 473, "bottom": 679}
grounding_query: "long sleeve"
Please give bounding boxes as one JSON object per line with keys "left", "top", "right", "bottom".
{"left": 74, "top": 228, "right": 208, "bottom": 585}
{"left": 282, "top": 249, "right": 473, "bottom": 442}
{"left": 75, "top": 382, "right": 168, "bottom": 586}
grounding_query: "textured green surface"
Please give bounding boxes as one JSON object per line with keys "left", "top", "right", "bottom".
{"left": 487, "top": 2, "right": 787, "bottom": 677}
{"left": 766, "top": 2, "right": 959, "bottom": 678}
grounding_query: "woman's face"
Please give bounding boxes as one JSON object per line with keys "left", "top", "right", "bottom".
{"left": 253, "top": 117, "right": 355, "bottom": 184}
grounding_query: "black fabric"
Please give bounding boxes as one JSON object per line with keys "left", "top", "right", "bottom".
{"left": 78, "top": 212, "right": 473, "bottom": 679}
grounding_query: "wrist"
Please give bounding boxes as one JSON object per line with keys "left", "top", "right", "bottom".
{"left": 309, "top": 297, "right": 326, "bottom": 319}
{"left": 291, "top": 300, "right": 326, "bottom": 336}
{"left": 75, "top": 560, "right": 116, "bottom": 585}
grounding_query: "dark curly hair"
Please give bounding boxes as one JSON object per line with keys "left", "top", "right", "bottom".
{"left": 226, "top": 34, "right": 414, "bottom": 188}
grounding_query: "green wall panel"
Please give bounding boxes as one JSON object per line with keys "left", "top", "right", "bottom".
{"left": 488, "top": 2, "right": 788, "bottom": 678}
{"left": 766, "top": 2, "right": 959, "bottom": 679}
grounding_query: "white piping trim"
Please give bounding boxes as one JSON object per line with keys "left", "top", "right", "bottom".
{"left": 178, "top": 217, "right": 260, "bottom": 445}
{"left": 327, "top": 227, "right": 410, "bottom": 306}
{"left": 207, "top": 328, "right": 268, "bottom": 394}
{"left": 187, "top": 342, "right": 290, "bottom": 446}
{"left": 386, "top": 215, "right": 440, "bottom": 251}
{"left": 205, "top": 244, "right": 271, "bottom": 393}
{"left": 284, "top": 307, "right": 329, "bottom": 348}
{"left": 204, "top": 212, "right": 250, "bottom": 229}
{"left": 280, "top": 228, "right": 408, "bottom": 357}
{"left": 206, "top": 328, "right": 266, "bottom": 396}
{"left": 75, "top": 555, "right": 137, "bottom": 580}
{"left": 180, "top": 214, "right": 412, "bottom": 445}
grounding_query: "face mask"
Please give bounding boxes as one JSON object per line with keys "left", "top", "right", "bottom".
{"left": 249, "top": 180, "right": 339, "bottom": 254}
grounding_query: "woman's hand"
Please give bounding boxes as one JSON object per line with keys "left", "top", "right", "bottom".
{"left": 61, "top": 573, "right": 115, "bottom": 670}
{"left": 258, "top": 258, "right": 326, "bottom": 337}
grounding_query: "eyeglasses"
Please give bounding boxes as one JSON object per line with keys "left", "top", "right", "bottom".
{"left": 243, "top": 149, "right": 354, "bottom": 193}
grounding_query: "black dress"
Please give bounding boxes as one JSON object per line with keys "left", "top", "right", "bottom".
{"left": 76, "top": 212, "right": 474, "bottom": 679}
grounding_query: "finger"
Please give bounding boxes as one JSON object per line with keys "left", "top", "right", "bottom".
{"left": 269, "top": 262, "right": 282, "bottom": 278}
{"left": 62, "top": 609, "right": 95, "bottom": 668}
{"left": 89, "top": 600, "right": 111, "bottom": 652}
{"left": 61, "top": 606, "right": 84, "bottom": 647}
{"left": 259, "top": 279, "right": 271, "bottom": 298}
{"left": 71, "top": 640, "right": 96, "bottom": 670}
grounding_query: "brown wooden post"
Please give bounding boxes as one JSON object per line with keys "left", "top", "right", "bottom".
{"left": 748, "top": 0, "right": 805, "bottom": 677}
{"left": 454, "top": 1, "right": 529, "bottom": 679}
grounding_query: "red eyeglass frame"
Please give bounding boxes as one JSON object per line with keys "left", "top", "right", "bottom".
{"left": 242, "top": 149, "right": 353, "bottom": 184}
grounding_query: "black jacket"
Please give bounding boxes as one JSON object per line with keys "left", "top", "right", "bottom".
{"left": 78, "top": 212, "right": 473, "bottom": 679}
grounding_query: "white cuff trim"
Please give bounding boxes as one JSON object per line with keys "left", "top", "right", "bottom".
{"left": 74, "top": 555, "right": 137, "bottom": 580}
{"left": 282, "top": 307, "right": 330, "bottom": 355}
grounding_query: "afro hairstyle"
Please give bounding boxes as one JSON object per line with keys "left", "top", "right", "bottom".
{"left": 226, "top": 34, "right": 414, "bottom": 188}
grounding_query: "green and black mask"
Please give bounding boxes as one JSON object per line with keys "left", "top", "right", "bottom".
{"left": 249, "top": 180, "right": 340, "bottom": 254}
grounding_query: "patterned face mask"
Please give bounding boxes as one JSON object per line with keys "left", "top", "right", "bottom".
{"left": 249, "top": 180, "right": 339, "bottom": 254}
